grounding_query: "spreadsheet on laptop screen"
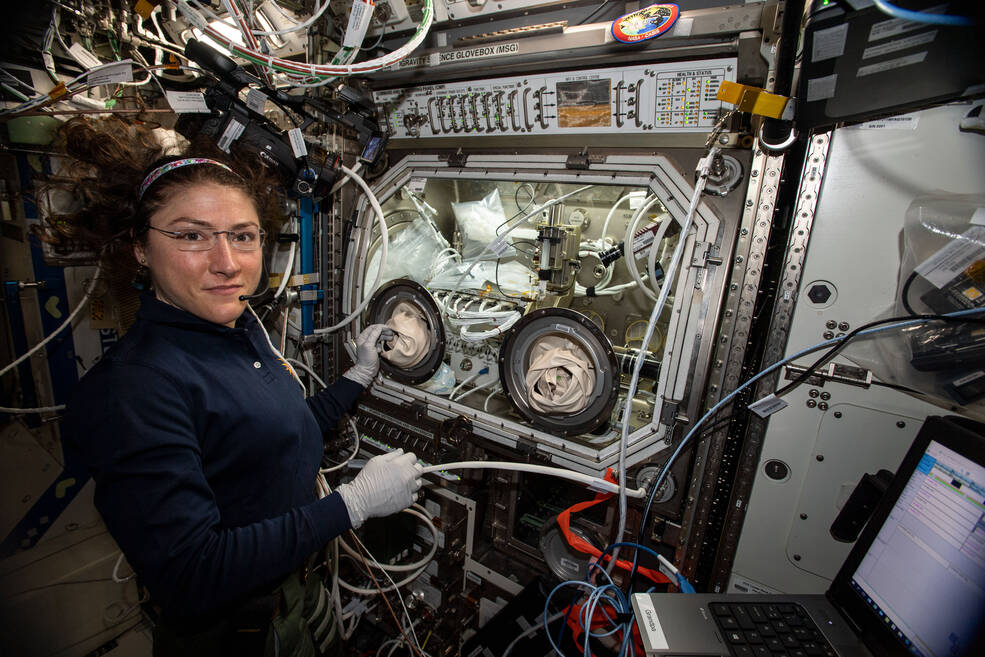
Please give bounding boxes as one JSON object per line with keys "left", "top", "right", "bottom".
{"left": 852, "top": 440, "right": 985, "bottom": 657}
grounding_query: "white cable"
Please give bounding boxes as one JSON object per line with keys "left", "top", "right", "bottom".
{"left": 247, "top": 303, "right": 305, "bottom": 390}
{"left": 214, "top": 0, "right": 333, "bottom": 38}
{"left": 622, "top": 196, "right": 666, "bottom": 302}
{"left": 287, "top": 358, "right": 326, "bottom": 390}
{"left": 314, "top": 165, "right": 388, "bottom": 334}
{"left": 273, "top": 237, "right": 297, "bottom": 300}
{"left": 170, "top": 0, "right": 434, "bottom": 77}
{"left": 448, "top": 371, "right": 481, "bottom": 400}
{"left": 1, "top": 266, "right": 102, "bottom": 380}
{"left": 458, "top": 310, "right": 521, "bottom": 341}
{"left": 599, "top": 192, "right": 647, "bottom": 249}
{"left": 111, "top": 552, "right": 134, "bottom": 583}
{"left": 452, "top": 376, "right": 499, "bottom": 402}
{"left": 646, "top": 214, "right": 674, "bottom": 296}
{"left": 0, "top": 404, "right": 65, "bottom": 414}
{"left": 483, "top": 385, "right": 501, "bottom": 412}
{"left": 504, "top": 611, "right": 566, "bottom": 657}
{"left": 419, "top": 462, "right": 646, "bottom": 499}
{"left": 342, "top": 532, "right": 426, "bottom": 655}
{"left": 610, "top": 147, "right": 717, "bottom": 574}
{"left": 321, "top": 416, "right": 362, "bottom": 474}
{"left": 338, "top": 505, "right": 437, "bottom": 572}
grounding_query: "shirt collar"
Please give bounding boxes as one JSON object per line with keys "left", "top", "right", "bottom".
{"left": 136, "top": 293, "right": 254, "bottom": 334}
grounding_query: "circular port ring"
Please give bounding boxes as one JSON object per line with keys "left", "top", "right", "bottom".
{"left": 498, "top": 308, "right": 618, "bottom": 436}
{"left": 366, "top": 279, "right": 446, "bottom": 385}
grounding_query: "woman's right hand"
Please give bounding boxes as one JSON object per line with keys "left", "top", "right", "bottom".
{"left": 336, "top": 449, "right": 423, "bottom": 528}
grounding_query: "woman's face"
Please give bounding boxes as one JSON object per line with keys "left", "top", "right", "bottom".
{"left": 134, "top": 183, "right": 263, "bottom": 327}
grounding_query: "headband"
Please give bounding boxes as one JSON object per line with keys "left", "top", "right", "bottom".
{"left": 138, "top": 158, "right": 237, "bottom": 200}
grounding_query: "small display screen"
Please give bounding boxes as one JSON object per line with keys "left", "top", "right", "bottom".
{"left": 556, "top": 79, "right": 612, "bottom": 128}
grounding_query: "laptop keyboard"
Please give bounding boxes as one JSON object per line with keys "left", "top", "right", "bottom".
{"left": 709, "top": 602, "right": 838, "bottom": 657}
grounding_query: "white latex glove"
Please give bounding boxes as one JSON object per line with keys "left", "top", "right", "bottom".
{"left": 336, "top": 449, "right": 423, "bottom": 528}
{"left": 342, "top": 324, "right": 394, "bottom": 388}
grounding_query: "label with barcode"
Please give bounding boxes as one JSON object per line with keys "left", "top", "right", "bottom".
{"left": 166, "top": 91, "right": 210, "bottom": 113}
{"left": 69, "top": 43, "right": 102, "bottom": 69}
{"left": 288, "top": 128, "right": 308, "bottom": 158}
{"left": 88, "top": 62, "right": 133, "bottom": 87}
{"left": 748, "top": 393, "right": 788, "bottom": 418}
{"left": 489, "top": 235, "right": 510, "bottom": 256}
{"left": 217, "top": 118, "right": 246, "bottom": 152}
{"left": 245, "top": 88, "right": 267, "bottom": 114}
{"left": 343, "top": 0, "right": 375, "bottom": 48}
{"left": 408, "top": 178, "right": 426, "bottom": 194}
{"left": 914, "top": 225, "right": 985, "bottom": 289}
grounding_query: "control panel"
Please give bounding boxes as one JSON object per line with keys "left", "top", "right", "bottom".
{"left": 373, "top": 58, "right": 735, "bottom": 139}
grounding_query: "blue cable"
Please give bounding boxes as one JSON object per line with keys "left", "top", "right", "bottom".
{"left": 629, "top": 308, "right": 985, "bottom": 591}
{"left": 872, "top": 0, "right": 974, "bottom": 26}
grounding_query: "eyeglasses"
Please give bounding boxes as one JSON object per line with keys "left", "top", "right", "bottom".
{"left": 147, "top": 225, "right": 266, "bottom": 252}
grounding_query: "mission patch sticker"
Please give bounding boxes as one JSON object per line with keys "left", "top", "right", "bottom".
{"left": 611, "top": 4, "right": 680, "bottom": 44}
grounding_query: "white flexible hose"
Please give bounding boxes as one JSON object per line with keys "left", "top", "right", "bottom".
{"left": 1, "top": 265, "right": 102, "bottom": 380}
{"left": 338, "top": 505, "right": 437, "bottom": 573}
{"left": 420, "top": 461, "right": 646, "bottom": 499}
{"left": 314, "top": 165, "right": 388, "bottom": 334}
{"left": 609, "top": 147, "right": 717, "bottom": 574}
{"left": 321, "top": 416, "right": 362, "bottom": 474}
{"left": 622, "top": 196, "right": 666, "bottom": 302}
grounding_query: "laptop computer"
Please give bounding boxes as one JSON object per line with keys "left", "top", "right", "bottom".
{"left": 631, "top": 415, "right": 985, "bottom": 657}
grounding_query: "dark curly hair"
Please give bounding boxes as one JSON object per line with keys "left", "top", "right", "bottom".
{"left": 37, "top": 116, "right": 286, "bottom": 288}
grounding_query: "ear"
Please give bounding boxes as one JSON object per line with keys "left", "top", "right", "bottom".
{"left": 133, "top": 240, "right": 147, "bottom": 266}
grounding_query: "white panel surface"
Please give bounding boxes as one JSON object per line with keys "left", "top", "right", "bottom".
{"left": 731, "top": 102, "right": 985, "bottom": 594}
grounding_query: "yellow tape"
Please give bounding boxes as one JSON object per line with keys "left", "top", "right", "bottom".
{"left": 716, "top": 80, "right": 789, "bottom": 120}
{"left": 48, "top": 82, "right": 68, "bottom": 100}
{"left": 134, "top": 0, "right": 156, "bottom": 20}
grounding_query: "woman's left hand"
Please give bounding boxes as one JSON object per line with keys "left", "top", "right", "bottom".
{"left": 342, "top": 324, "right": 393, "bottom": 387}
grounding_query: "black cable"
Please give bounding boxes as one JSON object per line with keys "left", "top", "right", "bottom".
{"left": 627, "top": 310, "right": 985, "bottom": 594}
{"left": 774, "top": 312, "right": 985, "bottom": 399}
{"left": 577, "top": 0, "right": 611, "bottom": 26}
{"left": 900, "top": 270, "right": 920, "bottom": 317}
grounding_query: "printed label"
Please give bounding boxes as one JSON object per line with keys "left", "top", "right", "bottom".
{"left": 288, "top": 127, "right": 308, "bottom": 158}
{"left": 87, "top": 62, "right": 133, "bottom": 87}
{"left": 806, "top": 74, "right": 837, "bottom": 102}
{"left": 863, "top": 30, "right": 936, "bottom": 60}
{"left": 869, "top": 5, "right": 946, "bottom": 41}
{"left": 748, "top": 393, "right": 789, "bottom": 418}
{"left": 812, "top": 24, "right": 848, "bottom": 62}
{"left": 845, "top": 115, "right": 920, "bottom": 130}
{"left": 69, "top": 43, "right": 102, "bottom": 69}
{"left": 166, "top": 90, "right": 211, "bottom": 113}
{"left": 217, "top": 118, "right": 245, "bottom": 152}
{"left": 914, "top": 225, "right": 985, "bottom": 289}
{"left": 42, "top": 51, "right": 54, "bottom": 72}
{"left": 633, "top": 594, "right": 669, "bottom": 650}
{"left": 407, "top": 177, "right": 427, "bottom": 194}
{"left": 245, "top": 88, "right": 267, "bottom": 114}
{"left": 343, "top": 0, "right": 374, "bottom": 48}
{"left": 857, "top": 52, "right": 927, "bottom": 77}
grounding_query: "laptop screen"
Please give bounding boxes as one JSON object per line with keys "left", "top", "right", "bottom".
{"left": 849, "top": 438, "right": 985, "bottom": 657}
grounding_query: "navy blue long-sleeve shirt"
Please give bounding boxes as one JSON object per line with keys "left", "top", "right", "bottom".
{"left": 62, "top": 295, "right": 361, "bottom": 620}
